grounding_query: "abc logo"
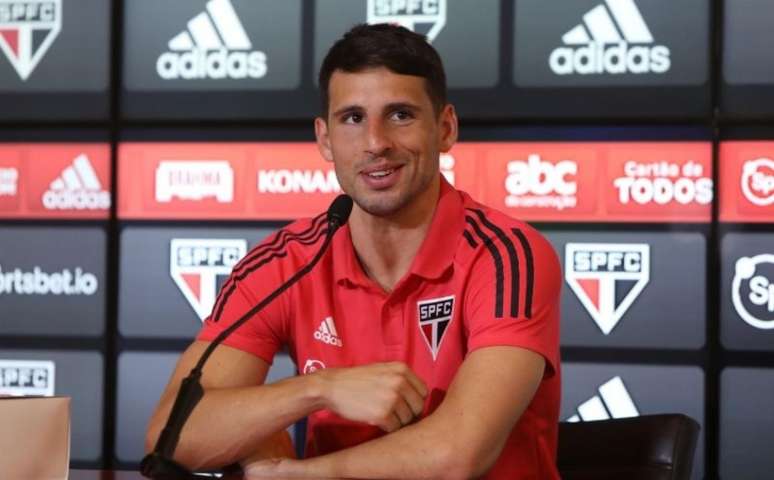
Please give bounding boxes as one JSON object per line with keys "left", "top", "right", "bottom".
{"left": 505, "top": 154, "right": 577, "bottom": 196}
{"left": 732, "top": 254, "right": 774, "bottom": 330}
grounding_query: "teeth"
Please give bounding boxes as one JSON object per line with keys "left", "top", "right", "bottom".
{"left": 368, "top": 169, "right": 395, "bottom": 178}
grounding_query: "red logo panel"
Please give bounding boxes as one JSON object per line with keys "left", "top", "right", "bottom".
{"left": 0, "top": 144, "right": 111, "bottom": 220}
{"left": 720, "top": 141, "right": 774, "bottom": 223}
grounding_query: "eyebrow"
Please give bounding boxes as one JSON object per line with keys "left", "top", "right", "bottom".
{"left": 331, "top": 102, "right": 422, "bottom": 118}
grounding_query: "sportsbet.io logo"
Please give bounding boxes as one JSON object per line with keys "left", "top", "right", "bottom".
{"left": 0, "top": 360, "right": 55, "bottom": 396}
{"left": 0, "top": 265, "right": 98, "bottom": 296}
{"left": 732, "top": 254, "right": 774, "bottom": 330}
{"left": 565, "top": 243, "right": 650, "bottom": 335}
{"left": 549, "top": 0, "right": 670, "bottom": 76}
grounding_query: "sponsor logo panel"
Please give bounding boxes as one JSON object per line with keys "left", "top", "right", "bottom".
{"left": 479, "top": 143, "right": 598, "bottom": 221}
{"left": 606, "top": 142, "right": 713, "bottom": 220}
{"left": 721, "top": 233, "right": 774, "bottom": 351}
{"left": 513, "top": 0, "right": 708, "bottom": 88}
{"left": 123, "top": 0, "right": 301, "bottom": 91}
{"left": 562, "top": 363, "right": 705, "bottom": 479}
{"left": 720, "top": 142, "right": 774, "bottom": 222}
{"left": 0, "top": 359, "right": 54, "bottom": 396}
{"left": 0, "top": 144, "right": 110, "bottom": 219}
{"left": 547, "top": 231, "right": 705, "bottom": 349}
{"left": 118, "top": 226, "right": 272, "bottom": 338}
{"left": 0, "top": 226, "right": 106, "bottom": 336}
{"left": 0, "top": 0, "right": 62, "bottom": 81}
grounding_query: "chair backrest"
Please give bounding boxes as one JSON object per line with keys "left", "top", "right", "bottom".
{"left": 557, "top": 413, "right": 700, "bottom": 480}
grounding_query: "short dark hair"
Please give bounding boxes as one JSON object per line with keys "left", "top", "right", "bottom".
{"left": 318, "top": 23, "right": 447, "bottom": 117}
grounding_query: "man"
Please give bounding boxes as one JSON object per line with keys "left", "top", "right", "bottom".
{"left": 146, "top": 24, "right": 561, "bottom": 479}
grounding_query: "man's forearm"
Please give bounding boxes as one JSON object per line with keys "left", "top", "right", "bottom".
{"left": 146, "top": 374, "right": 324, "bottom": 470}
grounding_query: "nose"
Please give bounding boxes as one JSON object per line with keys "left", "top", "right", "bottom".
{"left": 365, "top": 118, "right": 392, "bottom": 158}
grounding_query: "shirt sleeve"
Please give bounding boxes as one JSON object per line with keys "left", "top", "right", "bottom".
{"left": 463, "top": 227, "right": 561, "bottom": 378}
{"left": 196, "top": 239, "right": 291, "bottom": 366}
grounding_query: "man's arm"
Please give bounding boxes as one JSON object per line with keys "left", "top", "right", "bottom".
{"left": 145, "top": 341, "right": 428, "bottom": 471}
{"left": 245, "top": 345, "right": 545, "bottom": 480}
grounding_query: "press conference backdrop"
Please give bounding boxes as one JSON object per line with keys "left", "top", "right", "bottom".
{"left": 0, "top": 1, "right": 773, "bottom": 479}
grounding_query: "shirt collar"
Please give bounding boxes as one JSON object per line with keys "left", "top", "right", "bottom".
{"left": 333, "top": 176, "right": 464, "bottom": 287}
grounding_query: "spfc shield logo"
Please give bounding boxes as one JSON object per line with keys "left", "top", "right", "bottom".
{"left": 565, "top": 243, "right": 650, "bottom": 335}
{"left": 417, "top": 295, "right": 454, "bottom": 360}
{"left": 0, "top": 0, "right": 62, "bottom": 80}
{"left": 367, "top": 0, "right": 447, "bottom": 42}
{"left": 170, "top": 238, "right": 247, "bottom": 321}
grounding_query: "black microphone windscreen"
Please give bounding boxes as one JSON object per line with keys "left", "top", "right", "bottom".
{"left": 327, "top": 194, "right": 353, "bottom": 226}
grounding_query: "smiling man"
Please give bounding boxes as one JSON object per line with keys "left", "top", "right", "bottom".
{"left": 146, "top": 24, "right": 561, "bottom": 479}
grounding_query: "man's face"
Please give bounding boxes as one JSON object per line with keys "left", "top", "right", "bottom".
{"left": 315, "top": 67, "right": 457, "bottom": 218}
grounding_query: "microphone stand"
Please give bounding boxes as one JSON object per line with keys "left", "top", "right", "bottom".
{"left": 141, "top": 196, "right": 352, "bottom": 479}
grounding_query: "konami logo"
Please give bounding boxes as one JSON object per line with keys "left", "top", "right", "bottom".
{"left": 613, "top": 160, "right": 712, "bottom": 206}
{"left": 156, "top": 160, "right": 234, "bottom": 203}
{"left": 0, "top": 167, "right": 18, "bottom": 196}
{"left": 741, "top": 158, "right": 774, "bottom": 207}
{"left": 504, "top": 154, "right": 578, "bottom": 211}
{"left": 257, "top": 169, "right": 340, "bottom": 194}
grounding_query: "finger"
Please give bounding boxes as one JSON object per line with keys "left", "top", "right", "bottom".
{"left": 399, "top": 366, "right": 428, "bottom": 398}
{"left": 379, "top": 412, "right": 402, "bottom": 433}
{"left": 393, "top": 396, "right": 414, "bottom": 426}
{"left": 399, "top": 382, "right": 425, "bottom": 417}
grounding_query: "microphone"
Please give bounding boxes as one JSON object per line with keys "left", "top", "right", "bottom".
{"left": 141, "top": 195, "right": 353, "bottom": 480}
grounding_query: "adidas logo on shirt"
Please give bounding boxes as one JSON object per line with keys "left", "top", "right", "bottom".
{"left": 549, "top": 0, "right": 671, "bottom": 76}
{"left": 567, "top": 376, "right": 640, "bottom": 422}
{"left": 156, "top": 0, "right": 268, "bottom": 81}
{"left": 314, "top": 316, "right": 343, "bottom": 347}
{"left": 42, "top": 154, "right": 110, "bottom": 211}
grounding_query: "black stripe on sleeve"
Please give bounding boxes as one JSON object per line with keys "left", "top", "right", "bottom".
{"left": 462, "top": 229, "right": 478, "bottom": 248}
{"left": 465, "top": 216, "right": 504, "bottom": 318}
{"left": 212, "top": 223, "right": 328, "bottom": 323}
{"left": 512, "top": 228, "right": 535, "bottom": 319}
{"left": 468, "top": 208, "right": 521, "bottom": 318}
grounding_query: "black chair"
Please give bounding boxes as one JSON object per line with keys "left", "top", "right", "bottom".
{"left": 557, "top": 414, "right": 700, "bottom": 480}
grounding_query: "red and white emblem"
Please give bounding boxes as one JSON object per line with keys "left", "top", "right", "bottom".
{"left": 417, "top": 295, "right": 455, "bottom": 360}
{"left": 0, "top": 0, "right": 62, "bottom": 80}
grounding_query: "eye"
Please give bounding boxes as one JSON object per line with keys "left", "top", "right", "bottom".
{"left": 341, "top": 112, "right": 363, "bottom": 124}
{"left": 391, "top": 109, "right": 414, "bottom": 122}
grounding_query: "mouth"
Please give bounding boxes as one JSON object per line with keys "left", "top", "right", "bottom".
{"left": 360, "top": 164, "right": 403, "bottom": 189}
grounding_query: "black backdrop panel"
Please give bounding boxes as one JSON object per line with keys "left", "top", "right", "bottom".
{"left": 720, "top": 232, "right": 774, "bottom": 350}
{"left": 546, "top": 231, "right": 706, "bottom": 349}
{"left": 720, "top": 368, "right": 774, "bottom": 479}
{"left": 721, "top": 0, "right": 774, "bottom": 119}
{"left": 122, "top": 0, "right": 304, "bottom": 120}
{"left": 562, "top": 362, "right": 705, "bottom": 480}
{"left": 0, "top": 225, "right": 106, "bottom": 336}
{"left": 118, "top": 226, "right": 277, "bottom": 339}
{"left": 0, "top": 350, "right": 103, "bottom": 462}
{"left": 0, "top": 0, "right": 110, "bottom": 120}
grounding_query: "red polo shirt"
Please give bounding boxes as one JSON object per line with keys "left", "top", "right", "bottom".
{"left": 198, "top": 178, "right": 561, "bottom": 479}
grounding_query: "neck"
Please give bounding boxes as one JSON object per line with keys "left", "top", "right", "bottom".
{"left": 349, "top": 178, "right": 440, "bottom": 293}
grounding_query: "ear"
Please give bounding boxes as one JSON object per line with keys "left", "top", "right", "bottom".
{"left": 315, "top": 117, "right": 334, "bottom": 162}
{"left": 438, "top": 104, "right": 459, "bottom": 153}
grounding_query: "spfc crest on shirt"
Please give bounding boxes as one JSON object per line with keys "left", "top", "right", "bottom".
{"left": 170, "top": 238, "right": 247, "bottom": 321}
{"left": 417, "top": 295, "right": 455, "bottom": 360}
{"left": 0, "top": 0, "right": 62, "bottom": 80}
{"left": 565, "top": 243, "right": 650, "bottom": 335}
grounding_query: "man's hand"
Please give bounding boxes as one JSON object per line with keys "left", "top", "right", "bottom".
{"left": 315, "top": 362, "right": 428, "bottom": 432}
